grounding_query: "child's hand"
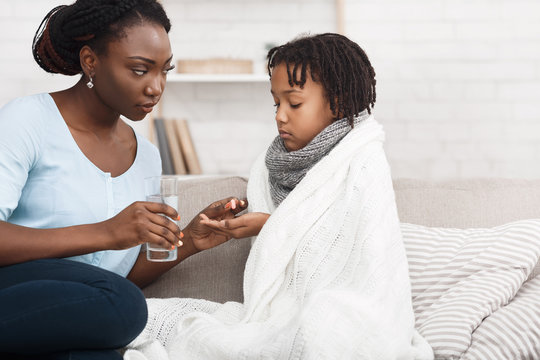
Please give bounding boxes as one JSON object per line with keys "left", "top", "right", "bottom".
{"left": 199, "top": 212, "right": 270, "bottom": 239}
{"left": 185, "top": 197, "right": 248, "bottom": 251}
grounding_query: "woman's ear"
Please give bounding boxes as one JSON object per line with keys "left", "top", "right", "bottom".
{"left": 79, "top": 45, "right": 97, "bottom": 77}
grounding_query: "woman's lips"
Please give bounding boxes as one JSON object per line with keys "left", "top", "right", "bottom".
{"left": 139, "top": 103, "right": 156, "bottom": 113}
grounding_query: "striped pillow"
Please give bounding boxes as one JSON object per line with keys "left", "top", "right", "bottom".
{"left": 401, "top": 219, "right": 540, "bottom": 359}
{"left": 463, "top": 275, "right": 540, "bottom": 359}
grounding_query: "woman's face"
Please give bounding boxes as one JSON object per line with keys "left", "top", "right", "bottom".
{"left": 270, "top": 63, "right": 334, "bottom": 152}
{"left": 92, "top": 22, "right": 173, "bottom": 121}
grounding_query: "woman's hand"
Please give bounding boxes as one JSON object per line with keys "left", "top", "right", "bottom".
{"left": 185, "top": 197, "right": 248, "bottom": 251}
{"left": 200, "top": 212, "right": 270, "bottom": 239}
{"left": 126, "top": 197, "right": 246, "bottom": 288}
{"left": 102, "top": 201, "right": 183, "bottom": 251}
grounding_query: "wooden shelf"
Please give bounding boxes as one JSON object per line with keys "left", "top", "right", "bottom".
{"left": 166, "top": 73, "right": 268, "bottom": 83}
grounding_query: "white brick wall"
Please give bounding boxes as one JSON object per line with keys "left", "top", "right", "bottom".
{"left": 1, "top": 0, "right": 540, "bottom": 178}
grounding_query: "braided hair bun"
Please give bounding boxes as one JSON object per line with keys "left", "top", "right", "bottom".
{"left": 32, "top": 0, "right": 170, "bottom": 75}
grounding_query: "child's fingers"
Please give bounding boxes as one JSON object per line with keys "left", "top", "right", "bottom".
{"left": 199, "top": 220, "right": 234, "bottom": 237}
{"left": 220, "top": 217, "right": 248, "bottom": 230}
{"left": 201, "top": 220, "right": 220, "bottom": 229}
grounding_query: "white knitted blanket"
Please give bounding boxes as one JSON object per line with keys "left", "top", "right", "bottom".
{"left": 124, "top": 117, "right": 433, "bottom": 360}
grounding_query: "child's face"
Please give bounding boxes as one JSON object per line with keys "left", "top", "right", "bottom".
{"left": 270, "top": 63, "right": 334, "bottom": 151}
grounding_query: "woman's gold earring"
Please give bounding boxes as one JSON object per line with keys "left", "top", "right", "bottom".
{"left": 86, "top": 75, "right": 94, "bottom": 89}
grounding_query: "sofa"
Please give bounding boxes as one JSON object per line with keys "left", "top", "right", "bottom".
{"left": 142, "top": 176, "right": 540, "bottom": 359}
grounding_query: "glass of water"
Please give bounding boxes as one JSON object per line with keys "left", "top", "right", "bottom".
{"left": 144, "top": 175, "right": 179, "bottom": 262}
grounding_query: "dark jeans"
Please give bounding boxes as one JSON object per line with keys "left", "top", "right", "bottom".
{"left": 0, "top": 258, "right": 148, "bottom": 360}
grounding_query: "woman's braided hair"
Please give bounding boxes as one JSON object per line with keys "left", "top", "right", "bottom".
{"left": 32, "top": 0, "right": 171, "bottom": 75}
{"left": 267, "top": 33, "right": 376, "bottom": 126}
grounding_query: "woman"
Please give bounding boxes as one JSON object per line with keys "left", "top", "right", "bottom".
{"left": 0, "top": 1, "right": 244, "bottom": 359}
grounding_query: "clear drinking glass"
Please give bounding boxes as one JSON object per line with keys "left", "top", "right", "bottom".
{"left": 144, "top": 176, "right": 179, "bottom": 262}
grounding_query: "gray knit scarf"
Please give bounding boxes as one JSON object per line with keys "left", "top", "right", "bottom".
{"left": 265, "top": 110, "right": 369, "bottom": 206}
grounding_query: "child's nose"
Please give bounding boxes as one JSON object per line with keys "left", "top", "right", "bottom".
{"left": 275, "top": 107, "right": 287, "bottom": 123}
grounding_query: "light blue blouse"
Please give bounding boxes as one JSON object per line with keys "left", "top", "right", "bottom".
{"left": 0, "top": 93, "right": 161, "bottom": 277}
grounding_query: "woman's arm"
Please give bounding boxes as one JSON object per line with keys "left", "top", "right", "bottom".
{"left": 0, "top": 221, "right": 111, "bottom": 266}
{"left": 0, "top": 201, "right": 182, "bottom": 267}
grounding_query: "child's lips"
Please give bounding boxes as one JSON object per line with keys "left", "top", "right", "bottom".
{"left": 279, "top": 130, "right": 291, "bottom": 138}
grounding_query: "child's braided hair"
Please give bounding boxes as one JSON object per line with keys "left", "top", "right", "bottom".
{"left": 267, "top": 33, "right": 376, "bottom": 126}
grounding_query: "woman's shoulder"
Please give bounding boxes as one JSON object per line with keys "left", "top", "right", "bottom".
{"left": 0, "top": 94, "right": 56, "bottom": 178}
{"left": 1, "top": 93, "right": 53, "bottom": 111}
{"left": 0, "top": 93, "right": 57, "bottom": 128}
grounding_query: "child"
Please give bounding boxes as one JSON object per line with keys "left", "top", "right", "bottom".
{"left": 126, "top": 33, "right": 433, "bottom": 360}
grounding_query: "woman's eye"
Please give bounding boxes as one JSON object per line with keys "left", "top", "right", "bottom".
{"left": 133, "top": 69, "right": 146, "bottom": 76}
{"left": 163, "top": 65, "right": 176, "bottom": 74}
{"left": 273, "top": 103, "right": 280, "bottom": 112}
{"left": 290, "top": 103, "right": 301, "bottom": 109}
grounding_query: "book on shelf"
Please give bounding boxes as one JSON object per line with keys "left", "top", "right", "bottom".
{"left": 153, "top": 117, "right": 174, "bottom": 175}
{"left": 164, "top": 119, "right": 187, "bottom": 175}
{"left": 173, "top": 118, "right": 202, "bottom": 175}
{"left": 152, "top": 117, "right": 202, "bottom": 175}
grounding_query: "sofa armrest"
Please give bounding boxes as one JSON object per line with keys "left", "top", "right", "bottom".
{"left": 142, "top": 176, "right": 250, "bottom": 303}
